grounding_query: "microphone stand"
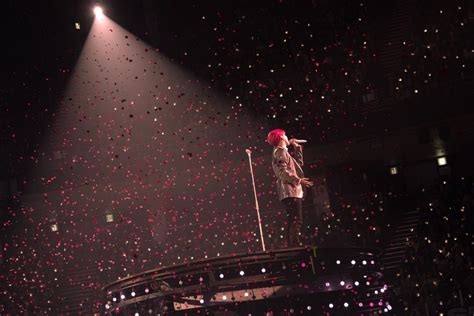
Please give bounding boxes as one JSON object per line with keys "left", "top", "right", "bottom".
{"left": 245, "top": 149, "right": 266, "bottom": 252}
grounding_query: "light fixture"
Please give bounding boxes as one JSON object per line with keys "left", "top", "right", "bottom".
{"left": 390, "top": 166, "right": 398, "bottom": 175}
{"left": 106, "top": 212, "right": 114, "bottom": 223}
{"left": 437, "top": 156, "right": 447, "bottom": 166}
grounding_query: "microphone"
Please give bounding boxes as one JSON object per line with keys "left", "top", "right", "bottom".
{"left": 245, "top": 149, "right": 252, "bottom": 155}
{"left": 291, "top": 139, "right": 307, "bottom": 144}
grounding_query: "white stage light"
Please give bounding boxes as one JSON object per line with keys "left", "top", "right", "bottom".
{"left": 106, "top": 213, "right": 114, "bottom": 223}
{"left": 93, "top": 6, "right": 104, "bottom": 20}
{"left": 437, "top": 156, "right": 447, "bottom": 166}
{"left": 390, "top": 167, "right": 398, "bottom": 175}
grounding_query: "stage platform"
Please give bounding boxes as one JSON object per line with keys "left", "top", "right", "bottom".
{"left": 103, "top": 246, "right": 393, "bottom": 315}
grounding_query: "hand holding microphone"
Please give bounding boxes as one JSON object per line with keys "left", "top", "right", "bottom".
{"left": 289, "top": 138, "right": 307, "bottom": 147}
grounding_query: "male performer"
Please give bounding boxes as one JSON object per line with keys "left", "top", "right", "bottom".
{"left": 267, "top": 129, "right": 313, "bottom": 247}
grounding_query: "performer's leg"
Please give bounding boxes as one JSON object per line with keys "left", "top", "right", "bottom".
{"left": 293, "top": 198, "right": 303, "bottom": 246}
{"left": 282, "top": 198, "right": 303, "bottom": 247}
{"left": 282, "top": 198, "right": 293, "bottom": 247}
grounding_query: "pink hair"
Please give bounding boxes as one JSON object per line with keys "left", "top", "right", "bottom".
{"left": 267, "top": 129, "right": 285, "bottom": 146}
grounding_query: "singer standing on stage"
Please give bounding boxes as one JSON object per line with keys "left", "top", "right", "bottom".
{"left": 267, "top": 129, "right": 313, "bottom": 247}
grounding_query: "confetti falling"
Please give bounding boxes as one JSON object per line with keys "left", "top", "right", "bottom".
{"left": 0, "top": 0, "right": 472, "bottom": 313}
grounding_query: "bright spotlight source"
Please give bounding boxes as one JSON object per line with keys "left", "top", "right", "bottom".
{"left": 50, "top": 223, "right": 59, "bottom": 232}
{"left": 239, "top": 270, "right": 245, "bottom": 276}
{"left": 94, "top": 6, "right": 104, "bottom": 19}
{"left": 437, "top": 156, "right": 447, "bottom": 166}
{"left": 75, "top": 23, "right": 81, "bottom": 30}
